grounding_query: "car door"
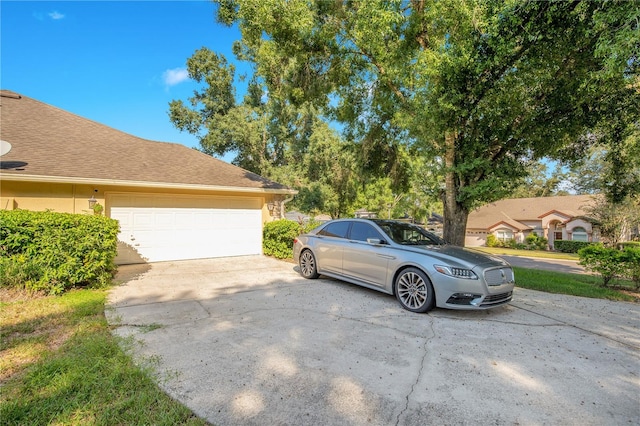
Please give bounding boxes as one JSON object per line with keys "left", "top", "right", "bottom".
{"left": 313, "top": 221, "right": 351, "bottom": 275}
{"left": 342, "top": 222, "right": 394, "bottom": 287}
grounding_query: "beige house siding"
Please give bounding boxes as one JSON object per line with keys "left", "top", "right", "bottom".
{"left": 0, "top": 180, "right": 278, "bottom": 224}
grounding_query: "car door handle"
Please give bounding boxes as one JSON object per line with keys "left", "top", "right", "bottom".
{"left": 377, "top": 254, "right": 396, "bottom": 260}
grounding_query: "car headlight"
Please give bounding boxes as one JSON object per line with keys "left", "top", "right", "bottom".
{"left": 434, "top": 265, "right": 478, "bottom": 280}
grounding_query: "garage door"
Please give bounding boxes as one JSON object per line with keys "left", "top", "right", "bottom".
{"left": 109, "top": 194, "right": 263, "bottom": 263}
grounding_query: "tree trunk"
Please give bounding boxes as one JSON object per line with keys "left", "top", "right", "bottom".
{"left": 442, "top": 131, "right": 469, "bottom": 246}
{"left": 443, "top": 200, "right": 469, "bottom": 246}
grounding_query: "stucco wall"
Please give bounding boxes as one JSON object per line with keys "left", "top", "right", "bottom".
{"left": 0, "top": 180, "right": 281, "bottom": 223}
{"left": 0, "top": 181, "right": 96, "bottom": 214}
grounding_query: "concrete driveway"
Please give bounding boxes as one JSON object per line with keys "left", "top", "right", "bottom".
{"left": 107, "top": 256, "right": 640, "bottom": 425}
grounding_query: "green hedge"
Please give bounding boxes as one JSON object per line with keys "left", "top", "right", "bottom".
{"left": 618, "top": 241, "right": 640, "bottom": 249}
{"left": 554, "top": 240, "right": 593, "bottom": 253}
{"left": 263, "top": 219, "right": 321, "bottom": 259}
{"left": 486, "top": 232, "right": 547, "bottom": 251}
{"left": 0, "top": 210, "right": 119, "bottom": 294}
{"left": 578, "top": 245, "right": 640, "bottom": 289}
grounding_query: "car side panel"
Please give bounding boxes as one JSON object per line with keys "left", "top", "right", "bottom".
{"left": 312, "top": 236, "right": 348, "bottom": 275}
{"left": 342, "top": 240, "right": 392, "bottom": 287}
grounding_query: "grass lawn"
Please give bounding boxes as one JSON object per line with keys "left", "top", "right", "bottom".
{"left": 513, "top": 267, "right": 638, "bottom": 302}
{"left": 0, "top": 288, "right": 207, "bottom": 426}
{"left": 475, "top": 246, "right": 579, "bottom": 260}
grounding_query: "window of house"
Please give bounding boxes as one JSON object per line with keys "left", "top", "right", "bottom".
{"left": 496, "top": 229, "right": 513, "bottom": 242}
{"left": 572, "top": 227, "right": 588, "bottom": 242}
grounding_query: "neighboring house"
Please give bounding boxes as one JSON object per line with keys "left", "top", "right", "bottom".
{"left": 284, "top": 211, "right": 331, "bottom": 223}
{"left": 355, "top": 208, "right": 377, "bottom": 219}
{"left": 284, "top": 210, "right": 311, "bottom": 223}
{"left": 465, "top": 195, "right": 598, "bottom": 249}
{"left": 314, "top": 214, "right": 332, "bottom": 222}
{"left": 0, "top": 90, "right": 295, "bottom": 264}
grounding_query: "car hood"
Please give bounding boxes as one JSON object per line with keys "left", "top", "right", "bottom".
{"left": 405, "top": 245, "right": 510, "bottom": 268}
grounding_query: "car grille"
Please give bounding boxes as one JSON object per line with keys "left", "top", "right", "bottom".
{"left": 480, "top": 291, "right": 513, "bottom": 307}
{"left": 484, "top": 267, "right": 514, "bottom": 286}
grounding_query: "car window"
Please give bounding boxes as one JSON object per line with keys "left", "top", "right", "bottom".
{"left": 349, "top": 222, "right": 385, "bottom": 242}
{"left": 374, "top": 220, "right": 443, "bottom": 246}
{"left": 317, "top": 221, "right": 350, "bottom": 238}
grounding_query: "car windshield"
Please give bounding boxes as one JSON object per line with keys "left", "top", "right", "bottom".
{"left": 372, "top": 220, "right": 444, "bottom": 246}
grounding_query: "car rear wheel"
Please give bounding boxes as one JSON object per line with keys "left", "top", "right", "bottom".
{"left": 299, "top": 249, "right": 319, "bottom": 279}
{"left": 394, "top": 267, "right": 435, "bottom": 313}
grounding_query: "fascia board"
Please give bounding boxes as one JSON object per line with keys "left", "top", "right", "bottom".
{"left": 0, "top": 173, "right": 298, "bottom": 195}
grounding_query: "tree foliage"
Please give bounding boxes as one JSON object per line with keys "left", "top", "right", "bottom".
{"left": 585, "top": 195, "right": 640, "bottom": 247}
{"left": 566, "top": 133, "right": 640, "bottom": 201}
{"left": 212, "top": 0, "right": 639, "bottom": 245}
{"left": 510, "top": 161, "right": 569, "bottom": 199}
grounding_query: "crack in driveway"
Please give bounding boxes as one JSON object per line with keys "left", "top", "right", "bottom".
{"left": 511, "top": 303, "right": 640, "bottom": 350}
{"left": 395, "top": 317, "right": 436, "bottom": 426}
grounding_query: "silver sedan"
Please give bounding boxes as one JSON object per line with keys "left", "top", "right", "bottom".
{"left": 293, "top": 218, "right": 514, "bottom": 313}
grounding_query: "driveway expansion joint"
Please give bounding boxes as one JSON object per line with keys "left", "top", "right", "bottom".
{"left": 396, "top": 317, "right": 436, "bottom": 426}
{"left": 512, "top": 303, "right": 640, "bottom": 350}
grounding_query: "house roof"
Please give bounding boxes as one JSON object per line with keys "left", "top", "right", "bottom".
{"left": 0, "top": 90, "right": 294, "bottom": 194}
{"left": 467, "top": 195, "right": 596, "bottom": 230}
{"left": 488, "top": 219, "right": 532, "bottom": 232}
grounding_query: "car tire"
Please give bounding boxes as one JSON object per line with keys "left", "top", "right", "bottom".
{"left": 394, "top": 267, "right": 435, "bottom": 313}
{"left": 299, "top": 249, "right": 319, "bottom": 279}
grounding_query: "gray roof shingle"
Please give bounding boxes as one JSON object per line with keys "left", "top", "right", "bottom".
{"left": 0, "top": 90, "right": 293, "bottom": 193}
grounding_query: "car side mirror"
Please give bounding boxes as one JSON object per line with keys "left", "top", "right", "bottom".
{"left": 367, "top": 238, "right": 385, "bottom": 245}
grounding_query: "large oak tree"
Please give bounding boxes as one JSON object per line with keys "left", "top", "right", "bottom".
{"left": 212, "top": 0, "right": 638, "bottom": 245}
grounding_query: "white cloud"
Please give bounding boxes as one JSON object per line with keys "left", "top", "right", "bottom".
{"left": 163, "top": 68, "right": 189, "bottom": 87}
{"left": 48, "top": 11, "right": 65, "bottom": 20}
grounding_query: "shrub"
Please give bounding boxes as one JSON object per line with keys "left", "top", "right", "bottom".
{"left": 262, "top": 219, "right": 321, "bottom": 259}
{"left": 503, "top": 238, "right": 517, "bottom": 249}
{"left": 486, "top": 234, "right": 500, "bottom": 247}
{"left": 0, "top": 210, "right": 119, "bottom": 294}
{"left": 554, "top": 240, "right": 593, "bottom": 253}
{"left": 263, "top": 220, "right": 300, "bottom": 259}
{"left": 621, "top": 247, "right": 640, "bottom": 289}
{"left": 578, "top": 245, "right": 625, "bottom": 287}
{"left": 618, "top": 241, "right": 640, "bottom": 249}
{"left": 524, "top": 232, "right": 548, "bottom": 250}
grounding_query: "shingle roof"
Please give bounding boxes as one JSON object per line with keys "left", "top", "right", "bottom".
{"left": 487, "top": 219, "right": 532, "bottom": 232}
{"left": 467, "top": 195, "right": 596, "bottom": 229}
{"left": 0, "top": 90, "right": 293, "bottom": 193}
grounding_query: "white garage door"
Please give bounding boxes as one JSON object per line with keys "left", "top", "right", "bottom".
{"left": 109, "top": 194, "right": 263, "bottom": 263}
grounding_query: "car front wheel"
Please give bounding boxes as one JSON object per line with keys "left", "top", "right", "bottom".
{"left": 394, "top": 267, "right": 435, "bottom": 313}
{"left": 299, "top": 249, "right": 319, "bottom": 279}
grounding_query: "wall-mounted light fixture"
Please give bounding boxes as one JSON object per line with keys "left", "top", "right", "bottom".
{"left": 88, "top": 195, "right": 97, "bottom": 209}
{"left": 267, "top": 201, "right": 276, "bottom": 215}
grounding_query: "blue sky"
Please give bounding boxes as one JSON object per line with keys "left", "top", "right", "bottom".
{"left": 1, "top": 1, "right": 247, "bottom": 157}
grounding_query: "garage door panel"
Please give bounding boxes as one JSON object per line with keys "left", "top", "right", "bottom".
{"left": 110, "top": 194, "right": 263, "bottom": 264}
{"left": 132, "top": 212, "right": 154, "bottom": 227}
{"left": 155, "top": 213, "right": 175, "bottom": 226}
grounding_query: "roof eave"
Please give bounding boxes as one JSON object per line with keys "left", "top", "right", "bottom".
{"left": 487, "top": 220, "right": 530, "bottom": 232}
{"left": 0, "top": 173, "right": 298, "bottom": 195}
